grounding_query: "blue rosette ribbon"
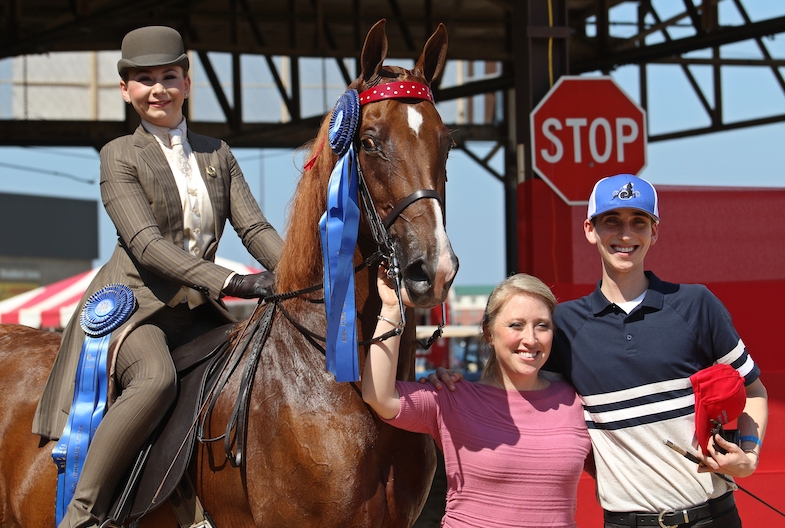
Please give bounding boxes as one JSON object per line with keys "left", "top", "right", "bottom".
{"left": 319, "top": 90, "right": 362, "bottom": 382}
{"left": 328, "top": 90, "right": 360, "bottom": 157}
{"left": 53, "top": 284, "right": 136, "bottom": 525}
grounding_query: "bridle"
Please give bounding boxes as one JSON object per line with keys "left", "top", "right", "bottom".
{"left": 278, "top": 79, "right": 448, "bottom": 345}
{"left": 198, "top": 79, "right": 449, "bottom": 469}
{"left": 355, "top": 149, "right": 445, "bottom": 339}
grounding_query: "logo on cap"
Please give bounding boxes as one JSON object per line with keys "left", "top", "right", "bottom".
{"left": 612, "top": 182, "right": 640, "bottom": 202}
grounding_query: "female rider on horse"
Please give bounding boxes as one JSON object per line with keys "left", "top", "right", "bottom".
{"left": 32, "top": 25, "right": 283, "bottom": 528}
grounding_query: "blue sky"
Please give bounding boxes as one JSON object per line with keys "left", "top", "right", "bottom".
{"left": 1, "top": 2, "right": 783, "bottom": 287}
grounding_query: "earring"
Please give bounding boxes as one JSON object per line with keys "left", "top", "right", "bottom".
{"left": 123, "top": 98, "right": 130, "bottom": 104}
{"left": 185, "top": 93, "right": 189, "bottom": 99}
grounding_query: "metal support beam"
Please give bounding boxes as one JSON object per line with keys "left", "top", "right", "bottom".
{"left": 0, "top": 0, "right": 183, "bottom": 59}
{"left": 239, "top": 0, "right": 297, "bottom": 119}
{"left": 456, "top": 144, "right": 504, "bottom": 183}
{"left": 196, "top": 50, "right": 236, "bottom": 129}
{"left": 233, "top": 53, "right": 242, "bottom": 129}
{"left": 731, "top": 0, "right": 785, "bottom": 94}
{"left": 387, "top": 0, "right": 417, "bottom": 52}
{"left": 508, "top": 0, "right": 569, "bottom": 277}
{"left": 647, "top": 5, "right": 713, "bottom": 121}
{"left": 681, "top": 0, "right": 704, "bottom": 35}
{"left": 574, "top": 15, "right": 785, "bottom": 73}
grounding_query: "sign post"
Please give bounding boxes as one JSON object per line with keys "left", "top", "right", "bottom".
{"left": 530, "top": 76, "right": 647, "bottom": 204}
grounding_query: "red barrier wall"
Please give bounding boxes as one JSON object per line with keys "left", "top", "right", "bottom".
{"left": 523, "top": 183, "right": 785, "bottom": 526}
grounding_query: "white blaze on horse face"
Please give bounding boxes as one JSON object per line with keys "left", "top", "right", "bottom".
{"left": 428, "top": 201, "right": 457, "bottom": 297}
{"left": 407, "top": 106, "right": 424, "bottom": 136}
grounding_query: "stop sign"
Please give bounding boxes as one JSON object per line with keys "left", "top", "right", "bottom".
{"left": 530, "top": 76, "right": 647, "bottom": 204}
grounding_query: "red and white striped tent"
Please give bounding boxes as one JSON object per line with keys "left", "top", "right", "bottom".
{"left": 0, "top": 257, "right": 261, "bottom": 330}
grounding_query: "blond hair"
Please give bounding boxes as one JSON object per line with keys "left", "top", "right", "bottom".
{"left": 480, "top": 274, "right": 556, "bottom": 379}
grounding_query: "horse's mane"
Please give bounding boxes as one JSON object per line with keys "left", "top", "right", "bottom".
{"left": 275, "top": 116, "right": 337, "bottom": 293}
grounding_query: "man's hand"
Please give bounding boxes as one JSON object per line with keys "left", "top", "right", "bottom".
{"left": 697, "top": 433, "right": 758, "bottom": 478}
{"left": 418, "top": 367, "right": 463, "bottom": 391}
{"left": 222, "top": 271, "right": 275, "bottom": 299}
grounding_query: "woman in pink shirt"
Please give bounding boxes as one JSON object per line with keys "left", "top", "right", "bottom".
{"left": 363, "top": 270, "right": 591, "bottom": 528}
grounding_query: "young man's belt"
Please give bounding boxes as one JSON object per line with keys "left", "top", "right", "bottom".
{"left": 603, "top": 491, "right": 735, "bottom": 527}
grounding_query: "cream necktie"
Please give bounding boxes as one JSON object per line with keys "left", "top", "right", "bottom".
{"left": 167, "top": 128, "right": 207, "bottom": 308}
{"left": 169, "top": 129, "right": 191, "bottom": 178}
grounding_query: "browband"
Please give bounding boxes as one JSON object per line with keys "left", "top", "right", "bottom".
{"left": 358, "top": 82, "right": 434, "bottom": 105}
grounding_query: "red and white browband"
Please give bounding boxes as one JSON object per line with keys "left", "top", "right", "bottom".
{"left": 358, "top": 82, "right": 434, "bottom": 105}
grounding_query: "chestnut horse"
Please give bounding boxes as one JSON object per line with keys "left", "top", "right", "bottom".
{"left": 0, "top": 19, "right": 458, "bottom": 528}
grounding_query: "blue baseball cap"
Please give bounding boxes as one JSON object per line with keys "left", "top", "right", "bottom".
{"left": 587, "top": 174, "right": 659, "bottom": 221}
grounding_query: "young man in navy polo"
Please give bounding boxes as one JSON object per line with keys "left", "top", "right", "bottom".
{"left": 428, "top": 174, "right": 768, "bottom": 527}
{"left": 547, "top": 174, "right": 767, "bottom": 527}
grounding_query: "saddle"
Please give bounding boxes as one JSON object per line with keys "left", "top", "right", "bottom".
{"left": 107, "top": 323, "right": 234, "bottom": 525}
{"left": 107, "top": 300, "right": 279, "bottom": 527}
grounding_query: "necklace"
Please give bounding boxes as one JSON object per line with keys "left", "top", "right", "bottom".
{"left": 492, "top": 373, "right": 505, "bottom": 390}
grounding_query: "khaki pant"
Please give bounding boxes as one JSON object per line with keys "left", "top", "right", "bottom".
{"left": 59, "top": 303, "right": 219, "bottom": 528}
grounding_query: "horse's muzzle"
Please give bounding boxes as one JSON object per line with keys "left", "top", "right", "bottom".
{"left": 402, "top": 250, "right": 458, "bottom": 308}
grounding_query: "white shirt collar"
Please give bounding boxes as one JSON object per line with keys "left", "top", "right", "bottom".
{"left": 141, "top": 118, "right": 188, "bottom": 148}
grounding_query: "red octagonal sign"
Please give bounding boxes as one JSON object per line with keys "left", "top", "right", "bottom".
{"left": 530, "top": 76, "right": 647, "bottom": 205}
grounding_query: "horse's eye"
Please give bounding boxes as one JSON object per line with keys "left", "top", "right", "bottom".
{"left": 361, "top": 137, "right": 378, "bottom": 151}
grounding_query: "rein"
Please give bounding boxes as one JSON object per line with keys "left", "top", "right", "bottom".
{"left": 203, "top": 80, "right": 448, "bottom": 465}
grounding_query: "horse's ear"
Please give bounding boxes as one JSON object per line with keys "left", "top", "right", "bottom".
{"left": 414, "top": 23, "right": 448, "bottom": 84}
{"left": 360, "top": 19, "right": 389, "bottom": 82}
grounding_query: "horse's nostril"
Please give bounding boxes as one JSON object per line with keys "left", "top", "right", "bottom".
{"left": 404, "top": 261, "right": 431, "bottom": 292}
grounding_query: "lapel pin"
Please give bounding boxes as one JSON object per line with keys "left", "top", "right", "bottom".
{"left": 206, "top": 166, "right": 216, "bottom": 177}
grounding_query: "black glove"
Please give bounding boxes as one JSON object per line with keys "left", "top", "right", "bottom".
{"left": 222, "top": 271, "right": 275, "bottom": 299}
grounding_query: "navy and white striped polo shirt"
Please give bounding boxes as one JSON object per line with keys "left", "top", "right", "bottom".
{"left": 546, "top": 271, "right": 760, "bottom": 513}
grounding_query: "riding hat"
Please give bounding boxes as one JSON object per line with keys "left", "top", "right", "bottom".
{"left": 117, "top": 26, "right": 189, "bottom": 77}
{"left": 587, "top": 173, "right": 659, "bottom": 221}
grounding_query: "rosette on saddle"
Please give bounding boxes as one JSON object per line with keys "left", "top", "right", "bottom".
{"left": 53, "top": 284, "right": 136, "bottom": 525}
{"left": 319, "top": 89, "right": 362, "bottom": 382}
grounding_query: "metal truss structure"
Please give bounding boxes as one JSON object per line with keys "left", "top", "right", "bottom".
{"left": 1, "top": 1, "right": 783, "bottom": 146}
{"left": 2, "top": 0, "right": 784, "bottom": 271}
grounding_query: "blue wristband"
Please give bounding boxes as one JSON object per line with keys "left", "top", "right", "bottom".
{"left": 740, "top": 435, "right": 762, "bottom": 447}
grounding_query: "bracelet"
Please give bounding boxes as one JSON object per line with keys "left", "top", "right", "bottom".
{"left": 740, "top": 435, "right": 762, "bottom": 447}
{"left": 377, "top": 315, "right": 403, "bottom": 328}
{"left": 744, "top": 449, "right": 760, "bottom": 462}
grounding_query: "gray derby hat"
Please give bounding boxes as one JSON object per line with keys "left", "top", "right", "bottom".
{"left": 117, "top": 26, "right": 189, "bottom": 76}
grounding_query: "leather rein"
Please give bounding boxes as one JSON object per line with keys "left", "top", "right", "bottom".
{"left": 201, "top": 81, "right": 448, "bottom": 467}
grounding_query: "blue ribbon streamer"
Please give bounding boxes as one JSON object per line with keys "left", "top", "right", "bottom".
{"left": 53, "top": 284, "right": 135, "bottom": 525}
{"left": 319, "top": 147, "right": 361, "bottom": 382}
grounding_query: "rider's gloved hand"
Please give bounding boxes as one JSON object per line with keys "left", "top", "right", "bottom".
{"left": 222, "top": 271, "right": 275, "bottom": 299}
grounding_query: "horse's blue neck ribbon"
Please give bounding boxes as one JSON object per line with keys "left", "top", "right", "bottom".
{"left": 53, "top": 284, "right": 135, "bottom": 525}
{"left": 319, "top": 147, "right": 361, "bottom": 382}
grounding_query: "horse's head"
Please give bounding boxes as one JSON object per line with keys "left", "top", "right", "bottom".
{"left": 351, "top": 20, "right": 459, "bottom": 308}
